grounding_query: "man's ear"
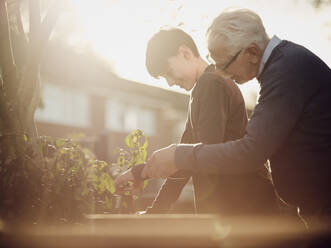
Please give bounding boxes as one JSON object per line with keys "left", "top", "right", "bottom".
{"left": 178, "top": 45, "right": 193, "bottom": 60}
{"left": 245, "top": 44, "right": 262, "bottom": 64}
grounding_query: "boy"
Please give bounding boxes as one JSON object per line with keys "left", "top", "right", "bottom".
{"left": 116, "top": 28, "right": 278, "bottom": 218}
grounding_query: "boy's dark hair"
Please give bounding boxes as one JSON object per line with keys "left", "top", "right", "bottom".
{"left": 145, "top": 28, "right": 200, "bottom": 79}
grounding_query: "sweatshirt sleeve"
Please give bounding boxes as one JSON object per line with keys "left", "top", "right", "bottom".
{"left": 175, "top": 72, "right": 306, "bottom": 175}
{"left": 145, "top": 172, "right": 190, "bottom": 213}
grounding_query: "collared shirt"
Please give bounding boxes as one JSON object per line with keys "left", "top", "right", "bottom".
{"left": 257, "top": 35, "right": 282, "bottom": 78}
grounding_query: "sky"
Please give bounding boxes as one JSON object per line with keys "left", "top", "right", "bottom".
{"left": 69, "top": 0, "right": 331, "bottom": 108}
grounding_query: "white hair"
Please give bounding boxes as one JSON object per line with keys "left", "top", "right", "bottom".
{"left": 206, "top": 8, "right": 269, "bottom": 56}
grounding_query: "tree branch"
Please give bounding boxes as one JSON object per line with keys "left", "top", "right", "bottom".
{"left": 26, "top": 0, "right": 63, "bottom": 66}
{"left": 15, "top": 1, "right": 28, "bottom": 46}
{"left": 0, "top": 0, "right": 20, "bottom": 106}
{"left": 38, "top": 0, "right": 63, "bottom": 52}
{"left": 0, "top": 0, "right": 16, "bottom": 75}
{"left": 29, "top": 0, "right": 40, "bottom": 45}
{"left": 0, "top": 1, "right": 22, "bottom": 135}
{"left": 17, "top": 0, "right": 63, "bottom": 133}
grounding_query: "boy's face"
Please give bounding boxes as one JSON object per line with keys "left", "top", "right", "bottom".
{"left": 162, "top": 47, "right": 197, "bottom": 91}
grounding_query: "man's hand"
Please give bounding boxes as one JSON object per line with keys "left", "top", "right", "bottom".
{"left": 114, "top": 168, "right": 144, "bottom": 195}
{"left": 145, "top": 144, "right": 178, "bottom": 179}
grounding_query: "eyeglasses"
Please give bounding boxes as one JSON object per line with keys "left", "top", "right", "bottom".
{"left": 206, "top": 49, "right": 242, "bottom": 72}
{"left": 221, "top": 49, "right": 242, "bottom": 71}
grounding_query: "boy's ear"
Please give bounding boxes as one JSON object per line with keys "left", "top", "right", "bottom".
{"left": 178, "top": 45, "right": 193, "bottom": 59}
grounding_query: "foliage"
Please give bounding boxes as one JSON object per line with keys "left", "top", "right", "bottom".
{"left": 115, "top": 129, "right": 148, "bottom": 170}
{"left": 311, "top": 0, "right": 331, "bottom": 8}
{"left": 113, "top": 129, "right": 149, "bottom": 197}
{"left": 38, "top": 136, "right": 116, "bottom": 221}
{"left": 0, "top": 129, "right": 148, "bottom": 224}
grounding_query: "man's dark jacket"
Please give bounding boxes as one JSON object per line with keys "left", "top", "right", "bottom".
{"left": 147, "top": 65, "right": 277, "bottom": 215}
{"left": 176, "top": 41, "right": 331, "bottom": 213}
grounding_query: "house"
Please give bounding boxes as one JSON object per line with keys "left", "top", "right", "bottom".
{"left": 37, "top": 43, "right": 189, "bottom": 162}
{"left": 36, "top": 42, "right": 193, "bottom": 212}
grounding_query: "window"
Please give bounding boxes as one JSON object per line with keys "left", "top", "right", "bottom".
{"left": 35, "top": 84, "right": 89, "bottom": 127}
{"left": 105, "top": 99, "right": 156, "bottom": 136}
{"left": 105, "top": 100, "right": 124, "bottom": 132}
{"left": 124, "top": 106, "right": 138, "bottom": 132}
{"left": 138, "top": 109, "right": 156, "bottom": 136}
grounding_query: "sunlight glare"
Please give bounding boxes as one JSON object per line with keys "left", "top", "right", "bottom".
{"left": 72, "top": 0, "right": 330, "bottom": 100}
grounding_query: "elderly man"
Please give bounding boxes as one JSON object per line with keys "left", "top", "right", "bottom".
{"left": 144, "top": 9, "right": 331, "bottom": 230}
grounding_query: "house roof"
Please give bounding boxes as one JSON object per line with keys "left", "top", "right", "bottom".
{"left": 41, "top": 42, "right": 189, "bottom": 110}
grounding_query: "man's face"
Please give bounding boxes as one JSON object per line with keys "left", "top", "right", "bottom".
{"left": 210, "top": 43, "right": 261, "bottom": 84}
{"left": 162, "top": 49, "right": 197, "bottom": 91}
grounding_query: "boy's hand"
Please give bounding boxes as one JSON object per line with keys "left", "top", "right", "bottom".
{"left": 114, "top": 168, "right": 134, "bottom": 194}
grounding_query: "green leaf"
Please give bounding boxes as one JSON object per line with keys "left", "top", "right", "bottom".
{"left": 140, "top": 149, "right": 147, "bottom": 161}
{"left": 55, "top": 139, "right": 66, "bottom": 148}
{"left": 89, "top": 174, "right": 98, "bottom": 182}
{"left": 99, "top": 176, "right": 106, "bottom": 193}
{"left": 99, "top": 161, "right": 108, "bottom": 169}
{"left": 125, "top": 134, "right": 133, "bottom": 148}
{"left": 133, "top": 129, "right": 142, "bottom": 137}
{"left": 132, "top": 135, "right": 137, "bottom": 144}
{"left": 143, "top": 138, "right": 149, "bottom": 149}
{"left": 143, "top": 180, "right": 148, "bottom": 190}
{"left": 135, "top": 157, "right": 145, "bottom": 166}
{"left": 105, "top": 176, "right": 115, "bottom": 194}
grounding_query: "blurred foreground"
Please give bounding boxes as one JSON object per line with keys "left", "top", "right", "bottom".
{"left": 1, "top": 214, "right": 331, "bottom": 248}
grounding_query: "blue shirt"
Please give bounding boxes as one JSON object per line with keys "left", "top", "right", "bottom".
{"left": 257, "top": 35, "right": 282, "bottom": 77}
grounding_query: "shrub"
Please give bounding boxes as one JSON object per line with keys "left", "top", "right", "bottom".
{"left": 0, "top": 129, "right": 148, "bottom": 224}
